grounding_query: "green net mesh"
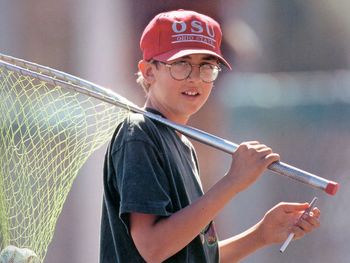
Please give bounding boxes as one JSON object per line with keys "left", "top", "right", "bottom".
{"left": 0, "top": 65, "right": 128, "bottom": 261}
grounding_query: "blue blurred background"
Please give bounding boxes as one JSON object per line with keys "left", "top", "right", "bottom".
{"left": 0, "top": 0, "right": 349, "bottom": 262}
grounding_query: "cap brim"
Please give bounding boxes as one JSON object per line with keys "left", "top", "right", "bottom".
{"left": 153, "top": 48, "right": 232, "bottom": 70}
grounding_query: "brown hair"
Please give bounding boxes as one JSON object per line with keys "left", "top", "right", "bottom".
{"left": 136, "top": 70, "right": 151, "bottom": 93}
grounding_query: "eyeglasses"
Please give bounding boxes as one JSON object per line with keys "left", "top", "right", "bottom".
{"left": 153, "top": 60, "right": 221, "bottom": 83}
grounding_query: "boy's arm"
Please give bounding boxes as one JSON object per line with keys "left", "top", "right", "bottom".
{"left": 219, "top": 223, "right": 264, "bottom": 263}
{"left": 130, "top": 173, "right": 243, "bottom": 263}
{"left": 130, "top": 141, "right": 280, "bottom": 263}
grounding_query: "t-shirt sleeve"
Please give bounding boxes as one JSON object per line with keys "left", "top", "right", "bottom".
{"left": 111, "top": 128, "right": 173, "bottom": 231}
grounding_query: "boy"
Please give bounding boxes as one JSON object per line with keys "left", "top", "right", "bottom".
{"left": 100, "top": 9, "right": 320, "bottom": 263}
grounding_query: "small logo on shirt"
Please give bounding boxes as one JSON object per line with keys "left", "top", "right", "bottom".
{"left": 200, "top": 221, "right": 217, "bottom": 246}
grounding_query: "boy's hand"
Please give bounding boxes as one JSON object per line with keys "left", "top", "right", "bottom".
{"left": 226, "top": 141, "right": 280, "bottom": 192}
{"left": 257, "top": 202, "right": 321, "bottom": 246}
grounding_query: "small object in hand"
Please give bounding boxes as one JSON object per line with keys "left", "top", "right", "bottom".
{"left": 279, "top": 197, "right": 318, "bottom": 253}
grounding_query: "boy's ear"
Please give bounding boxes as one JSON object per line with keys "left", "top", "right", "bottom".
{"left": 138, "top": 60, "right": 155, "bottom": 84}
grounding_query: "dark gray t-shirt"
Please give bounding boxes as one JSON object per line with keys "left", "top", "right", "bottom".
{"left": 100, "top": 109, "right": 219, "bottom": 262}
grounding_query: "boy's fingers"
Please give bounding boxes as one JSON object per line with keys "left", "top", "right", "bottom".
{"left": 311, "top": 207, "right": 321, "bottom": 218}
{"left": 278, "top": 202, "right": 310, "bottom": 213}
{"left": 302, "top": 213, "right": 321, "bottom": 227}
{"left": 265, "top": 153, "right": 280, "bottom": 162}
{"left": 297, "top": 217, "right": 320, "bottom": 232}
{"left": 243, "top": 141, "right": 260, "bottom": 145}
{"left": 291, "top": 226, "right": 306, "bottom": 239}
{"left": 292, "top": 216, "right": 320, "bottom": 239}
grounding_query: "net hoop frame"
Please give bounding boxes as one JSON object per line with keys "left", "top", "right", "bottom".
{"left": 0, "top": 53, "right": 337, "bottom": 198}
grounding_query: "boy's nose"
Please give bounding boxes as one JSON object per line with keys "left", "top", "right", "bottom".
{"left": 187, "top": 65, "right": 201, "bottom": 82}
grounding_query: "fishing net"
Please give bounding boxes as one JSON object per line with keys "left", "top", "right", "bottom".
{"left": 0, "top": 56, "right": 127, "bottom": 261}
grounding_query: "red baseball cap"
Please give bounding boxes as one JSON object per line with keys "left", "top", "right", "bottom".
{"left": 140, "top": 9, "right": 232, "bottom": 69}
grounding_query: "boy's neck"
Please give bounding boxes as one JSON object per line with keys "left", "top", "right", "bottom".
{"left": 143, "top": 102, "right": 189, "bottom": 125}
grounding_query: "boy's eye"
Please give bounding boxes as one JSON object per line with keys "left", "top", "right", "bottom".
{"left": 200, "top": 63, "right": 214, "bottom": 68}
{"left": 172, "top": 61, "right": 191, "bottom": 69}
{"left": 173, "top": 61, "right": 188, "bottom": 66}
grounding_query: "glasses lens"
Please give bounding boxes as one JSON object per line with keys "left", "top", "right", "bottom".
{"left": 169, "top": 61, "right": 192, "bottom": 80}
{"left": 166, "top": 61, "right": 220, "bottom": 82}
{"left": 200, "top": 64, "right": 220, "bottom": 83}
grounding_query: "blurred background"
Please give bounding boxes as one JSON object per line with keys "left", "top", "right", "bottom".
{"left": 0, "top": 0, "right": 349, "bottom": 262}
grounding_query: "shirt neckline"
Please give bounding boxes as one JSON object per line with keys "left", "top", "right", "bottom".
{"left": 145, "top": 107, "right": 166, "bottom": 119}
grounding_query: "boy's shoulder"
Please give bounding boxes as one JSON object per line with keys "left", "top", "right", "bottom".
{"left": 110, "top": 109, "right": 177, "bottom": 154}
{"left": 124, "top": 112, "right": 157, "bottom": 132}
{"left": 112, "top": 112, "right": 165, "bottom": 146}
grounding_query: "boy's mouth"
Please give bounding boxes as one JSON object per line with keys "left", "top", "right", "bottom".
{"left": 182, "top": 91, "right": 199, "bottom": 96}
